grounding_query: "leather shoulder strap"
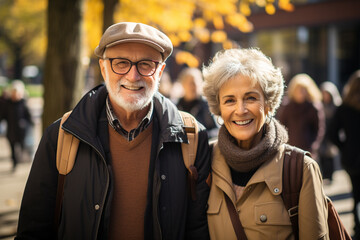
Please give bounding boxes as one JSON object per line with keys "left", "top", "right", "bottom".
{"left": 56, "top": 111, "right": 79, "bottom": 175}
{"left": 179, "top": 110, "right": 199, "bottom": 201}
{"left": 282, "top": 145, "right": 309, "bottom": 240}
{"left": 179, "top": 110, "right": 199, "bottom": 169}
{"left": 54, "top": 110, "right": 79, "bottom": 232}
{"left": 224, "top": 193, "right": 248, "bottom": 240}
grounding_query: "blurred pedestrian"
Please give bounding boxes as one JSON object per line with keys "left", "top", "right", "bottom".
{"left": 176, "top": 67, "right": 218, "bottom": 139}
{"left": 319, "top": 81, "right": 342, "bottom": 183}
{"left": 203, "top": 48, "right": 329, "bottom": 239}
{"left": 158, "top": 70, "right": 172, "bottom": 98}
{"left": 0, "top": 86, "right": 10, "bottom": 134}
{"left": 328, "top": 70, "right": 360, "bottom": 239}
{"left": 2, "top": 80, "right": 32, "bottom": 171}
{"left": 277, "top": 73, "right": 325, "bottom": 161}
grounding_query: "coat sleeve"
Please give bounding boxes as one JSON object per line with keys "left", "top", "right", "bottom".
{"left": 298, "top": 156, "right": 329, "bottom": 240}
{"left": 310, "top": 102, "right": 326, "bottom": 155}
{"left": 185, "top": 128, "right": 211, "bottom": 240}
{"left": 15, "top": 121, "right": 60, "bottom": 240}
{"left": 326, "top": 106, "right": 343, "bottom": 149}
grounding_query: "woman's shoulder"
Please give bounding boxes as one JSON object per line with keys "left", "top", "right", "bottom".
{"left": 303, "top": 154, "right": 318, "bottom": 167}
{"left": 283, "top": 145, "right": 320, "bottom": 172}
{"left": 303, "top": 154, "right": 322, "bottom": 178}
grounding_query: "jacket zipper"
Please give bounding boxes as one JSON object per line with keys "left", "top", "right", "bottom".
{"left": 64, "top": 128, "right": 109, "bottom": 240}
{"left": 153, "top": 143, "right": 164, "bottom": 240}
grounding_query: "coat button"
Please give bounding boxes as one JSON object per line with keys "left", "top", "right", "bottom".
{"left": 161, "top": 174, "right": 166, "bottom": 180}
{"left": 260, "top": 214, "right": 267, "bottom": 222}
{"left": 95, "top": 204, "right": 100, "bottom": 210}
{"left": 273, "top": 187, "right": 280, "bottom": 193}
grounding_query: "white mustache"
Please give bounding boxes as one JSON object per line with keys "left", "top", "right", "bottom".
{"left": 117, "top": 79, "right": 146, "bottom": 90}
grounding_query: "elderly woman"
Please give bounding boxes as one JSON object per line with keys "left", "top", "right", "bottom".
{"left": 202, "top": 48, "right": 329, "bottom": 239}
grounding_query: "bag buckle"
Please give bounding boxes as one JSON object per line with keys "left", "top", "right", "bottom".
{"left": 288, "top": 205, "right": 299, "bottom": 217}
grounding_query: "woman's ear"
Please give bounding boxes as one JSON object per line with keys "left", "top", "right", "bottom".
{"left": 265, "top": 104, "right": 270, "bottom": 116}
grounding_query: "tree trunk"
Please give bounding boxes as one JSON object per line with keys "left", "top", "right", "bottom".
{"left": 90, "top": 0, "right": 118, "bottom": 87}
{"left": 103, "top": 0, "right": 118, "bottom": 31}
{"left": 42, "top": 0, "right": 84, "bottom": 130}
{"left": 13, "top": 45, "right": 23, "bottom": 80}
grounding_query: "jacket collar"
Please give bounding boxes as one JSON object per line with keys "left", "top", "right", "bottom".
{"left": 212, "top": 143, "right": 286, "bottom": 201}
{"left": 248, "top": 144, "right": 285, "bottom": 196}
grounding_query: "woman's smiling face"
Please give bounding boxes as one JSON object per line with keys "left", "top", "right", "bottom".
{"left": 219, "top": 75, "right": 269, "bottom": 149}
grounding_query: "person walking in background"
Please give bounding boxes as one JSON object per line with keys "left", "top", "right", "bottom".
{"left": 16, "top": 22, "right": 211, "bottom": 239}
{"left": 318, "top": 81, "right": 342, "bottom": 184}
{"left": 328, "top": 70, "right": 360, "bottom": 239}
{"left": 1, "top": 80, "right": 32, "bottom": 172}
{"left": 202, "top": 48, "right": 329, "bottom": 239}
{"left": 158, "top": 70, "right": 172, "bottom": 99}
{"left": 176, "top": 67, "right": 218, "bottom": 139}
{"left": 0, "top": 86, "right": 10, "bottom": 135}
{"left": 277, "top": 73, "right": 325, "bottom": 161}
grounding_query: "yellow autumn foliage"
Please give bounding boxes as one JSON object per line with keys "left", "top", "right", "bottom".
{"left": 265, "top": 3, "right": 276, "bottom": 15}
{"left": 239, "top": 2, "right": 251, "bottom": 16}
{"left": 84, "top": 0, "right": 104, "bottom": 53}
{"left": 0, "top": 0, "right": 47, "bottom": 65}
{"left": 211, "top": 31, "right": 227, "bottom": 43}
{"left": 82, "top": 0, "right": 293, "bottom": 56}
{"left": 175, "top": 51, "right": 199, "bottom": 68}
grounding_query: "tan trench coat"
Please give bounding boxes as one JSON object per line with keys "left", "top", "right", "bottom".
{"left": 207, "top": 144, "right": 329, "bottom": 240}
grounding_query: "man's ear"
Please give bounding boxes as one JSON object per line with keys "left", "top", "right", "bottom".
{"left": 99, "top": 59, "right": 106, "bottom": 81}
{"left": 158, "top": 63, "right": 166, "bottom": 79}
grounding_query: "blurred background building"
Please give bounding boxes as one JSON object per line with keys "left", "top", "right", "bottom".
{"left": 205, "top": 0, "right": 360, "bottom": 91}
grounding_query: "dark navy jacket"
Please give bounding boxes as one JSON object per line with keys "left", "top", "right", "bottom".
{"left": 16, "top": 84, "right": 211, "bottom": 240}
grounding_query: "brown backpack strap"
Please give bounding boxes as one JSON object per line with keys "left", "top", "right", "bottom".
{"left": 54, "top": 111, "right": 79, "bottom": 232}
{"left": 224, "top": 193, "right": 248, "bottom": 240}
{"left": 282, "top": 145, "right": 308, "bottom": 240}
{"left": 179, "top": 111, "right": 199, "bottom": 201}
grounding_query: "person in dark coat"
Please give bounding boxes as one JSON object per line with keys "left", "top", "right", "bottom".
{"left": 328, "top": 70, "right": 360, "bottom": 239}
{"left": 16, "top": 22, "right": 211, "bottom": 240}
{"left": 318, "top": 81, "right": 342, "bottom": 183}
{"left": 277, "top": 73, "right": 325, "bottom": 161}
{"left": 0, "top": 87, "right": 10, "bottom": 134}
{"left": 176, "top": 67, "right": 218, "bottom": 139}
{"left": 2, "top": 80, "right": 32, "bottom": 171}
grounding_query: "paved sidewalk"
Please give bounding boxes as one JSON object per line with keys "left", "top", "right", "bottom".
{"left": 0, "top": 155, "right": 31, "bottom": 239}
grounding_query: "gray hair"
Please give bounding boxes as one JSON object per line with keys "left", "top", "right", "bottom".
{"left": 202, "top": 48, "right": 284, "bottom": 116}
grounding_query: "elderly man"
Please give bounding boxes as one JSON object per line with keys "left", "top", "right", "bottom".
{"left": 16, "top": 22, "right": 211, "bottom": 240}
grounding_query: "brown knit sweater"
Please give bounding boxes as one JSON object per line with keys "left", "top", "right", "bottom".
{"left": 108, "top": 122, "right": 153, "bottom": 240}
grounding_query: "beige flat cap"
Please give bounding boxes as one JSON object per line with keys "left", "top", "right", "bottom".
{"left": 94, "top": 22, "right": 173, "bottom": 61}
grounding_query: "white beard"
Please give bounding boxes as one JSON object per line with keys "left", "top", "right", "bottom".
{"left": 106, "top": 79, "right": 159, "bottom": 112}
{"left": 104, "top": 65, "right": 159, "bottom": 112}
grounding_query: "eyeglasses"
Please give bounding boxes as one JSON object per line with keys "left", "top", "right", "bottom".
{"left": 103, "top": 57, "right": 161, "bottom": 76}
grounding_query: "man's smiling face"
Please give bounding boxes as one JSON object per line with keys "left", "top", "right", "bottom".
{"left": 100, "top": 42, "right": 164, "bottom": 113}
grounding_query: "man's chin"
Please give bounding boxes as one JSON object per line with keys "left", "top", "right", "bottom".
{"left": 114, "top": 97, "right": 150, "bottom": 112}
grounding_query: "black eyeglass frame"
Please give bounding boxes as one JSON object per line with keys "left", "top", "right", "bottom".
{"left": 103, "top": 57, "right": 161, "bottom": 77}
